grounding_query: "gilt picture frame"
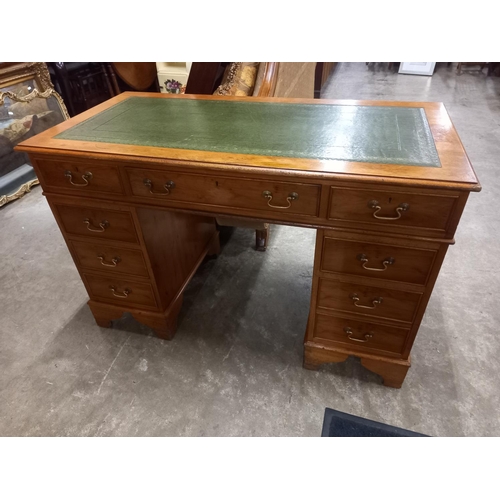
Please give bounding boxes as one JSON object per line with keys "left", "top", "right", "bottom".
{"left": 0, "top": 82, "right": 69, "bottom": 207}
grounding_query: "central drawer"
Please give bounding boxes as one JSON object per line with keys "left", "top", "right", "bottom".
{"left": 126, "top": 167, "right": 321, "bottom": 217}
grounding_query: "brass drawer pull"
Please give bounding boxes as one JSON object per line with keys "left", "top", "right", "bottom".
{"left": 344, "top": 327, "right": 373, "bottom": 343}
{"left": 368, "top": 200, "right": 409, "bottom": 220}
{"left": 109, "top": 286, "right": 130, "bottom": 298}
{"left": 262, "top": 190, "right": 298, "bottom": 209}
{"left": 144, "top": 178, "right": 175, "bottom": 195}
{"left": 350, "top": 293, "right": 383, "bottom": 309}
{"left": 65, "top": 170, "right": 93, "bottom": 186}
{"left": 97, "top": 254, "right": 121, "bottom": 267}
{"left": 83, "top": 218, "right": 109, "bottom": 232}
{"left": 357, "top": 253, "right": 395, "bottom": 271}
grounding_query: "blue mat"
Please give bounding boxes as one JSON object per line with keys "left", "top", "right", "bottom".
{"left": 321, "top": 408, "right": 428, "bottom": 437}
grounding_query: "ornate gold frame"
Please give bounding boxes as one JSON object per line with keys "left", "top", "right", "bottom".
{"left": 0, "top": 85, "right": 69, "bottom": 208}
{"left": 0, "top": 62, "right": 54, "bottom": 92}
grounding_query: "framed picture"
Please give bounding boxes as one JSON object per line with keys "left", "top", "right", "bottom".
{"left": 0, "top": 62, "right": 54, "bottom": 93}
{"left": 398, "top": 62, "right": 436, "bottom": 76}
{"left": 0, "top": 86, "right": 69, "bottom": 207}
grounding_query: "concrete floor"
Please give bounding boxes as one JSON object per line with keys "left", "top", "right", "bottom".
{"left": 1, "top": 62, "right": 499, "bottom": 436}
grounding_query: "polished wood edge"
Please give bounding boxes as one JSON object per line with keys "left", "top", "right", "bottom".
{"left": 256, "top": 63, "right": 279, "bottom": 98}
{"left": 313, "top": 307, "right": 414, "bottom": 329}
{"left": 304, "top": 341, "right": 411, "bottom": 365}
{"left": 113, "top": 92, "right": 450, "bottom": 108}
{"left": 321, "top": 227, "right": 455, "bottom": 246}
{"left": 442, "top": 102, "right": 482, "bottom": 192}
{"left": 14, "top": 92, "right": 480, "bottom": 192}
{"left": 18, "top": 147, "right": 480, "bottom": 193}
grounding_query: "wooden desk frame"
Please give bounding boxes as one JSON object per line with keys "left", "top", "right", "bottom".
{"left": 17, "top": 93, "right": 480, "bottom": 388}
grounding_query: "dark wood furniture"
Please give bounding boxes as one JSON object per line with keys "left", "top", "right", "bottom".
{"left": 49, "top": 63, "right": 114, "bottom": 117}
{"left": 49, "top": 63, "right": 160, "bottom": 117}
{"left": 107, "top": 63, "right": 159, "bottom": 94}
{"left": 314, "top": 63, "right": 337, "bottom": 98}
{"left": 17, "top": 93, "right": 480, "bottom": 388}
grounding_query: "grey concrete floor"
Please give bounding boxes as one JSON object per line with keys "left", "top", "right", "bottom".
{"left": 1, "top": 62, "right": 499, "bottom": 436}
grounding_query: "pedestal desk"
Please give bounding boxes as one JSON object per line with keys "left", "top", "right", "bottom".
{"left": 17, "top": 92, "right": 480, "bottom": 388}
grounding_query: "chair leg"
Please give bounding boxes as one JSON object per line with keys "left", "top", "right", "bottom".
{"left": 255, "top": 225, "right": 269, "bottom": 251}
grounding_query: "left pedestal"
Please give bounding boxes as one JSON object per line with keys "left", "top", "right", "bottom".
{"left": 46, "top": 194, "right": 219, "bottom": 340}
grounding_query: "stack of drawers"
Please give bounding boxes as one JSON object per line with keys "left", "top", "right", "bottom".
{"left": 39, "top": 157, "right": 161, "bottom": 314}
{"left": 304, "top": 183, "right": 468, "bottom": 387}
{"left": 50, "top": 200, "right": 159, "bottom": 312}
{"left": 31, "top": 154, "right": 470, "bottom": 387}
{"left": 35, "top": 156, "right": 218, "bottom": 338}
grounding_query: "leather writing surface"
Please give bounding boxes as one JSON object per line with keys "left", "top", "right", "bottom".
{"left": 56, "top": 97, "right": 441, "bottom": 167}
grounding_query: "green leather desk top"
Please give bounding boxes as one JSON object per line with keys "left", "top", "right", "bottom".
{"left": 55, "top": 97, "right": 441, "bottom": 168}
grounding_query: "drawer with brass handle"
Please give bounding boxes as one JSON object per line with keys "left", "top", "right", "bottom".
{"left": 126, "top": 167, "right": 320, "bottom": 217}
{"left": 328, "top": 186, "right": 459, "bottom": 236}
{"left": 69, "top": 241, "right": 150, "bottom": 277}
{"left": 321, "top": 236, "right": 437, "bottom": 286}
{"left": 83, "top": 274, "right": 158, "bottom": 308}
{"left": 51, "top": 203, "right": 140, "bottom": 244}
{"left": 35, "top": 158, "right": 125, "bottom": 195}
{"left": 313, "top": 313, "right": 410, "bottom": 356}
{"left": 317, "top": 278, "right": 422, "bottom": 323}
